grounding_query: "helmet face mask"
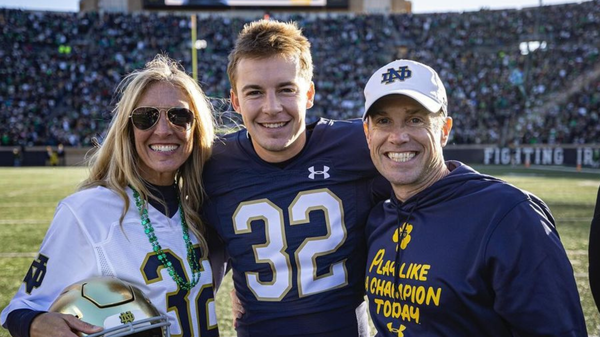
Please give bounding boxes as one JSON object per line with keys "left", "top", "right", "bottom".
{"left": 84, "top": 316, "right": 165, "bottom": 337}
{"left": 49, "top": 277, "right": 170, "bottom": 337}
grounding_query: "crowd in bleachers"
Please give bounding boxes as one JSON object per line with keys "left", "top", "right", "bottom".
{"left": 0, "top": 0, "right": 599, "bottom": 147}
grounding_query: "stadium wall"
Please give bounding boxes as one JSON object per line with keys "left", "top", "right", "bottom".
{"left": 0, "top": 145, "right": 599, "bottom": 168}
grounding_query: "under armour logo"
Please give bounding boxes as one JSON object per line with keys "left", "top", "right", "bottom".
{"left": 120, "top": 311, "right": 135, "bottom": 324}
{"left": 308, "top": 166, "right": 330, "bottom": 179}
{"left": 381, "top": 66, "right": 412, "bottom": 84}
{"left": 387, "top": 322, "right": 407, "bottom": 337}
{"left": 24, "top": 254, "right": 49, "bottom": 294}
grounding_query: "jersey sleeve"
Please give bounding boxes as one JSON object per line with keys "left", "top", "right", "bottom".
{"left": 0, "top": 201, "right": 99, "bottom": 325}
{"left": 2, "top": 309, "right": 45, "bottom": 337}
{"left": 589, "top": 185, "right": 600, "bottom": 313}
{"left": 485, "top": 198, "right": 587, "bottom": 336}
{"left": 205, "top": 224, "right": 228, "bottom": 291}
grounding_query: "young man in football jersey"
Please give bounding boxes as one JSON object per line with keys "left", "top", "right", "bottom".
{"left": 202, "top": 20, "right": 387, "bottom": 336}
{"left": 362, "top": 59, "right": 587, "bottom": 336}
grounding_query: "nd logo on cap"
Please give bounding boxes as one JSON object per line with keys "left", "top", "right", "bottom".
{"left": 381, "top": 66, "right": 412, "bottom": 84}
{"left": 363, "top": 59, "right": 448, "bottom": 120}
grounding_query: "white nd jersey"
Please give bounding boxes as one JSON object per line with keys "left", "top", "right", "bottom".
{"left": 1, "top": 186, "right": 219, "bottom": 337}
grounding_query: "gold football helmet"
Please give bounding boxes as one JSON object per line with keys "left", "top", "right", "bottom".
{"left": 49, "top": 276, "right": 170, "bottom": 337}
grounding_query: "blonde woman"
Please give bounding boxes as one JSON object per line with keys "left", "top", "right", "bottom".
{"left": 1, "top": 55, "right": 224, "bottom": 337}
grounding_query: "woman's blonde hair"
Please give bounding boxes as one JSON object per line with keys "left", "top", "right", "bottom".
{"left": 80, "top": 54, "right": 215, "bottom": 256}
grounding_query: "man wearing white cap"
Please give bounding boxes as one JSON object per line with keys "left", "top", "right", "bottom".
{"left": 362, "top": 59, "right": 587, "bottom": 336}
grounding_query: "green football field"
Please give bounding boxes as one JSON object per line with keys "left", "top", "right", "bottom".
{"left": 0, "top": 166, "right": 599, "bottom": 336}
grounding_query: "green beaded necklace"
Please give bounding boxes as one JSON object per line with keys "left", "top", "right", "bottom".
{"left": 131, "top": 187, "right": 201, "bottom": 290}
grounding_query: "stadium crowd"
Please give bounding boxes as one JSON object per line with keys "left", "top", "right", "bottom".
{"left": 0, "top": 0, "right": 599, "bottom": 147}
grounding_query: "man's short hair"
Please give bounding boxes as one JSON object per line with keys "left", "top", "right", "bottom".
{"left": 227, "top": 20, "right": 313, "bottom": 92}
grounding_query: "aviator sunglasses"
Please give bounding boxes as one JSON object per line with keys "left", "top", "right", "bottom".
{"left": 130, "top": 107, "right": 195, "bottom": 131}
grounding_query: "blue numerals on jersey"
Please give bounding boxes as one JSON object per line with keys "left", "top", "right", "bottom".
{"left": 141, "top": 247, "right": 218, "bottom": 337}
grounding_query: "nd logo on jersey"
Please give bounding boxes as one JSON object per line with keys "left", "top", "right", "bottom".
{"left": 24, "top": 253, "right": 49, "bottom": 294}
{"left": 381, "top": 66, "right": 412, "bottom": 84}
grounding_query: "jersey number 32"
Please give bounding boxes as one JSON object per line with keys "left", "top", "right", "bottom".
{"left": 233, "top": 188, "right": 348, "bottom": 301}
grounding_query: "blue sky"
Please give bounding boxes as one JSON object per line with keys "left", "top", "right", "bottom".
{"left": 0, "top": 0, "right": 585, "bottom": 13}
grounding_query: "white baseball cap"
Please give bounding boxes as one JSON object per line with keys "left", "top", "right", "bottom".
{"left": 363, "top": 59, "right": 448, "bottom": 120}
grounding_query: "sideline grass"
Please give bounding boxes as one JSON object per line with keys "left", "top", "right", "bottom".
{"left": 0, "top": 166, "right": 598, "bottom": 336}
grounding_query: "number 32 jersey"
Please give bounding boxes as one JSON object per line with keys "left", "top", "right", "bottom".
{"left": 203, "top": 118, "right": 388, "bottom": 336}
